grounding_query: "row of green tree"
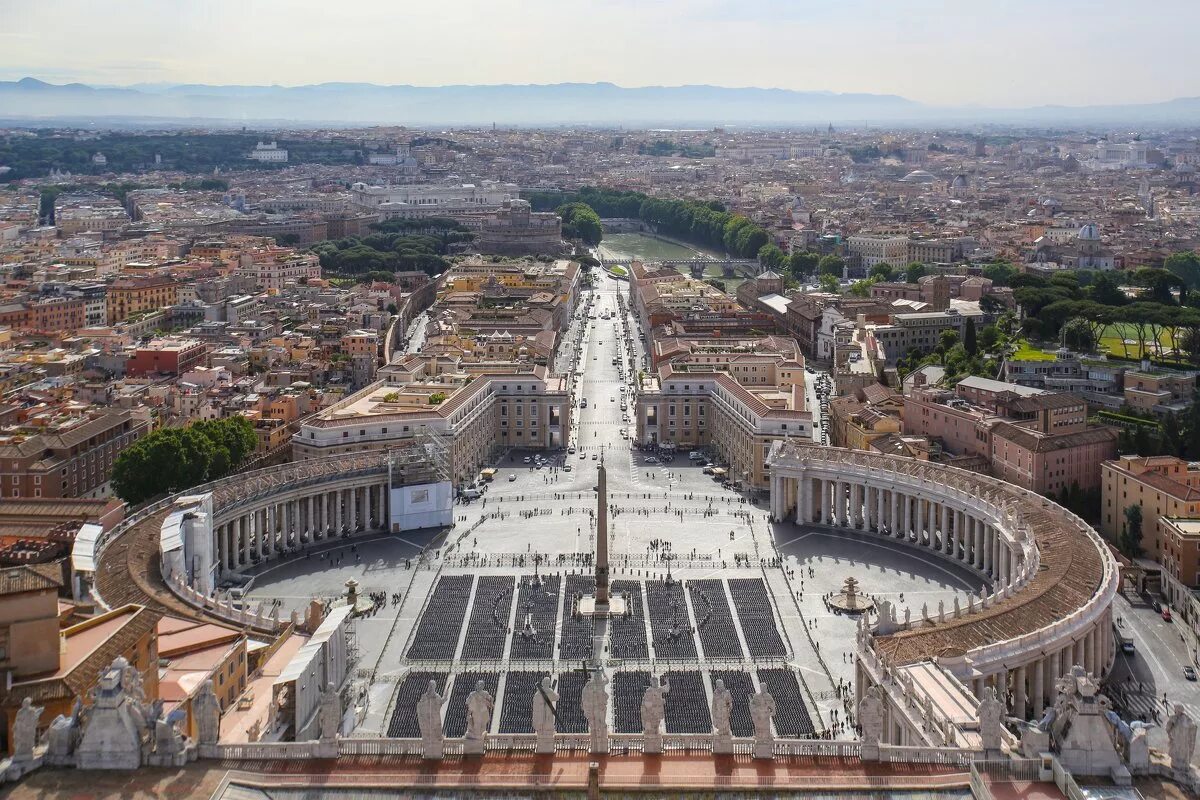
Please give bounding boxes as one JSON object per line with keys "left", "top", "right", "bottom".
{"left": 526, "top": 187, "right": 771, "bottom": 259}
{"left": 308, "top": 219, "right": 472, "bottom": 277}
{"left": 0, "top": 132, "right": 362, "bottom": 182}
{"left": 112, "top": 417, "right": 259, "bottom": 504}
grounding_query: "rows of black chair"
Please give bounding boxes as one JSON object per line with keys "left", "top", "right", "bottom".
{"left": 689, "top": 579, "right": 743, "bottom": 659}
{"left": 558, "top": 574, "right": 596, "bottom": 661}
{"left": 442, "top": 671, "right": 501, "bottom": 737}
{"left": 554, "top": 671, "right": 588, "bottom": 733}
{"left": 663, "top": 670, "right": 711, "bottom": 733}
{"left": 728, "top": 578, "right": 787, "bottom": 658}
{"left": 757, "top": 668, "right": 815, "bottom": 738}
{"left": 608, "top": 580, "right": 649, "bottom": 659}
{"left": 461, "top": 576, "right": 514, "bottom": 660}
{"left": 646, "top": 580, "right": 698, "bottom": 659}
{"left": 498, "top": 671, "right": 544, "bottom": 733}
{"left": 406, "top": 575, "right": 473, "bottom": 660}
{"left": 613, "top": 671, "right": 650, "bottom": 733}
{"left": 509, "top": 574, "right": 561, "bottom": 660}
{"left": 710, "top": 671, "right": 755, "bottom": 737}
{"left": 387, "top": 671, "right": 447, "bottom": 737}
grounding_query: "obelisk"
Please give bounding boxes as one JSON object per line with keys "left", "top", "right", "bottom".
{"left": 595, "top": 456, "right": 609, "bottom": 607}
{"left": 579, "top": 452, "right": 623, "bottom": 616}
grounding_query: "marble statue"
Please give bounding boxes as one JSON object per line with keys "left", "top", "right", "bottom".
{"left": 858, "top": 685, "right": 885, "bottom": 751}
{"left": 318, "top": 682, "right": 341, "bottom": 742}
{"left": 711, "top": 678, "right": 734, "bottom": 753}
{"left": 194, "top": 680, "right": 222, "bottom": 746}
{"left": 12, "top": 697, "right": 43, "bottom": 760}
{"left": 953, "top": 596, "right": 961, "bottom": 618}
{"left": 582, "top": 668, "right": 610, "bottom": 754}
{"left": 937, "top": 600, "right": 945, "bottom": 623}
{"left": 749, "top": 688, "right": 776, "bottom": 758}
{"left": 416, "top": 680, "right": 446, "bottom": 759}
{"left": 1166, "top": 706, "right": 1197, "bottom": 776}
{"left": 1104, "top": 709, "right": 1152, "bottom": 772}
{"left": 464, "top": 680, "right": 494, "bottom": 755}
{"left": 903, "top": 606, "right": 911, "bottom": 626}
{"left": 45, "top": 701, "right": 82, "bottom": 767}
{"left": 147, "top": 707, "right": 192, "bottom": 767}
{"left": 640, "top": 675, "right": 669, "bottom": 753}
{"left": 532, "top": 676, "right": 558, "bottom": 753}
{"left": 977, "top": 686, "right": 1003, "bottom": 752}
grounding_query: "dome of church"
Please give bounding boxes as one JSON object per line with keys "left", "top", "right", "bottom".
{"left": 950, "top": 174, "right": 968, "bottom": 189}
{"left": 1077, "top": 223, "right": 1101, "bottom": 241}
{"left": 899, "top": 170, "right": 936, "bottom": 183}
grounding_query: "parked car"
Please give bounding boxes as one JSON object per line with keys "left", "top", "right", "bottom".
{"left": 508, "top": 474, "right": 517, "bottom": 482}
{"left": 1162, "top": 607, "right": 1173, "bottom": 622}
{"left": 1186, "top": 666, "right": 1197, "bottom": 681}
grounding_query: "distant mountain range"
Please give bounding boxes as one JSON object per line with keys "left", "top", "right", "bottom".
{"left": 2, "top": 77, "right": 1200, "bottom": 127}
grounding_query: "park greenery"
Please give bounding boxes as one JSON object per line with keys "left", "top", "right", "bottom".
{"left": 636, "top": 139, "right": 716, "bottom": 158}
{"left": 308, "top": 218, "right": 472, "bottom": 278}
{"left": 111, "top": 416, "right": 259, "bottom": 504}
{"left": 526, "top": 187, "right": 771, "bottom": 259}
{"left": 0, "top": 132, "right": 363, "bottom": 182}
{"left": 556, "top": 202, "right": 603, "bottom": 245}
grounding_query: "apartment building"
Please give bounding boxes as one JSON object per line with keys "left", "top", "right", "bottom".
{"left": 0, "top": 409, "right": 150, "bottom": 499}
{"left": 865, "top": 308, "right": 985, "bottom": 364}
{"left": 848, "top": 233, "right": 909, "bottom": 269}
{"left": 233, "top": 248, "right": 322, "bottom": 290}
{"left": 1100, "top": 456, "right": 1200, "bottom": 587}
{"left": 827, "top": 384, "right": 904, "bottom": 450}
{"left": 293, "top": 363, "right": 571, "bottom": 486}
{"left": 106, "top": 276, "right": 179, "bottom": 324}
{"left": 903, "top": 376, "right": 1116, "bottom": 494}
{"left": 126, "top": 337, "right": 208, "bottom": 377}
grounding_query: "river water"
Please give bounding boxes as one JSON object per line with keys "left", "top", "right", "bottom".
{"left": 595, "top": 233, "right": 744, "bottom": 292}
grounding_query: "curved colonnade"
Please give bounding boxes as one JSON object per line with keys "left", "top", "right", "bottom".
{"left": 768, "top": 442, "right": 1119, "bottom": 723}
{"left": 94, "top": 452, "right": 395, "bottom": 626}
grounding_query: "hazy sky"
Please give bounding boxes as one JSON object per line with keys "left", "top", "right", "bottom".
{"left": 2, "top": 0, "right": 1197, "bottom": 107}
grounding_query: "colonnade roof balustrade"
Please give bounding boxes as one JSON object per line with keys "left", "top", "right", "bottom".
{"left": 93, "top": 450, "right": 395, "bottom": 619}
{"left": 769, "top": 442, "right": 1116, "bottom": 669}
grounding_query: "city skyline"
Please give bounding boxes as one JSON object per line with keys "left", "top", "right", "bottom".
{"left": 2, "top": 0, "right": 1199, "bottom": 108}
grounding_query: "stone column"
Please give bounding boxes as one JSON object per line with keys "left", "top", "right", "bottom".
{"left": 890, "top": 490, "right": 898, "bottom": 534}
{"left": 1032, "top": 658, "right": 1045, "bottom": 718}
{"left": 335, "top": 489, "right": 344, "bottom": 535}
{"left": 772, "top": 476, "right": 783, "bottom": 519}
{"left": 902, "top": 494, "right": 911, "bottom": 538}
{"left": 876, "top": 487, "right": 885, "bottom": 533}
{"left": 1014, "top": 664, "right": 1027, "bottom": 720}
{"left": 801, "top": 475, "right": 812, "bottom": 524}
{"left": 940, "top": 505, "right": 950, "bottom": 553}
{"left": 819, "top": 479, "right": 829, "bottom": 525}
{"left": 240, "top": 515, "right": 250, "bottom": 565}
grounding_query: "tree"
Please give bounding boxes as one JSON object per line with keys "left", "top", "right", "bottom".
{"left": 981, "top": 262, "right": 1017, "bottom": 286}
{"left": 1120, "top": 504, "right": 1144, "bottom": 559}
{"left": 111, "top": 416, "right": 258, "bottom": 504}
{"left": 1162, "top": 413, "right": 1183, "bottom": 458}
{"left": 704, "top": 278, "right": 727, "bottom": 292}
{"left": 979, "top": 324, "right": 1000, "bottom": 353}
{"left": 818, "top": 273, "right": 841, "bottom": 293}
{"left": 979, "top": 294, "right": 1005, "bottom": 315}
{"left": 788, "top": 251, "right": 820, "bottom": 279}
{"left": 848, "top": 279, "right": 875, "bottom": 297}
{"left": 868, "top": 263, "right": 895, "bottom": 281}
{"left": 757, "top": 243, "right": 785, "bottom": 270}
{"left": 1164, "top": 251, "right": 1200, "bottom": 290}
{"left": 938, "top": 329, "right": 959, "bottom": 353}
{"left": 1186, "top": 389, "right": 1200, "bottom": 458}
{"left": 556, "top": 202, "right": 603, "bottom": 246}
{"left": 964, "top": 317, "right": 978, "bottom": 357}
{"left": 905, "top": 262, "right": 928, "bottom": 283}
{"left": 817, "top": 255, "right": 845, "bottom": 278}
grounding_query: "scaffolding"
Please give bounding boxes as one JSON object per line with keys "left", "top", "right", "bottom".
{"left": 387, "top": 426, "right": 452, "bottom": 489}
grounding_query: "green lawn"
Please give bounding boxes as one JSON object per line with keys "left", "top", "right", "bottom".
{"left": 1098, "top": 323, "right": 1175, "bottom": 359}
{"left": 1011, "top": 340, "right": 1056, "bottom": 361}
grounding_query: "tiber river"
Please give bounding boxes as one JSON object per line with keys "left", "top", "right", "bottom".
{"left": 594, "top": 233, "right": 745, "bottom": 293}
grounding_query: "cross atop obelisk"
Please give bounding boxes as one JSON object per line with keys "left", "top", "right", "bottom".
{"left": 595, "top": 452, "right": 609, "bottom": 606}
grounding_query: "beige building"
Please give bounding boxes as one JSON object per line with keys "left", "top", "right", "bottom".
{"left": 634, "top": 358, "right": 812, "bottom": 492}
{"left": 1100, "top": 455, "right": 1200, "bottom": 586}
{"left": 293, "top": 361, "right": 571, "bottom": 486}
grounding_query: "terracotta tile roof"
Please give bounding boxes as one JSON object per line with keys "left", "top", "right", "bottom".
{"left": 0, "top": 562, "right": 62, "bottom": 595}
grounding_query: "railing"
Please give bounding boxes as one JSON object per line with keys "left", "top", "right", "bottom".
{"left": 878, "top": 745, "right": 978, "bottom": 766}
{"left": 204, "top": 740, "right": 328, "bottom": 759}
